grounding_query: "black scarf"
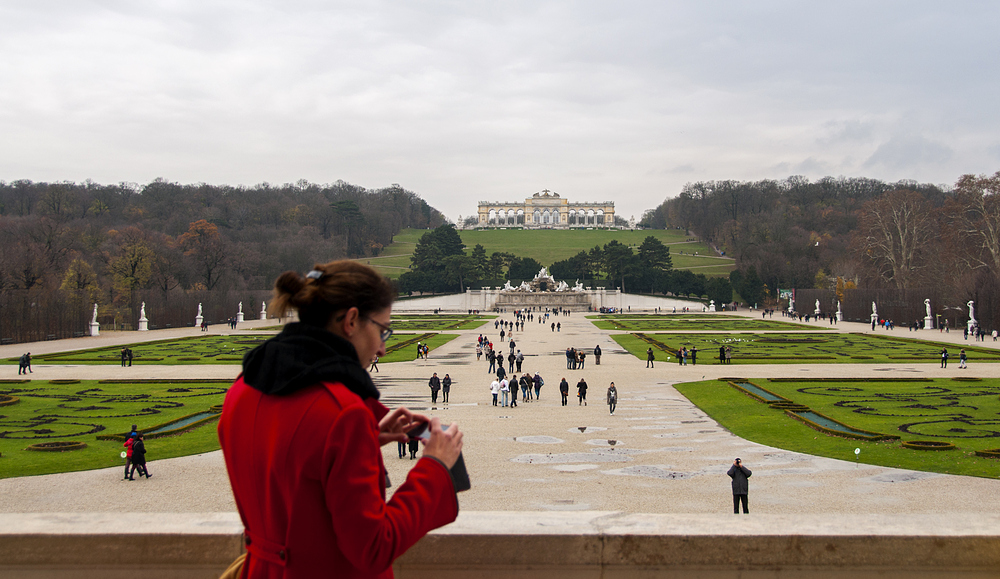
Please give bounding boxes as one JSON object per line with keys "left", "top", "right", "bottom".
{"left": 241, "top": 322, "right": 380, "bottom": 400}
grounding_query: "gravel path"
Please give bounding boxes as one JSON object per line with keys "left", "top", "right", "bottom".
{"left": 2, "top": 311, "right": 999, "bottom": 515}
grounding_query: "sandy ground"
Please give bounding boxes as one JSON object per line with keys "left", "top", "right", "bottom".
{"left": 2, "top": 311, "right": 999, "bottom": 515}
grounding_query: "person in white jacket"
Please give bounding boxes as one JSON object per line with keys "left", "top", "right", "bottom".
{"left": 500, "top": 378, "right": 510, "bottom": 407}
{"left": 490, "top": 379, "right": 500, "bottom": 406}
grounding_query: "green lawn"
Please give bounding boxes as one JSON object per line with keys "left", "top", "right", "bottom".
{"left": 4, "top": 332, "right": 461, "bottom": 366}
{"left": 612, "top": 332, "right": 1000, "bottom": 364}
{"left": 674, "top": 378, "right": 1000, "bottom": 478}
{"left": 366, "top": 228, "right": 736, "bottom": 278}
{"left": 0, "top": 379, "right": 227, "bottom": 479}
{"left": 590, "top": 317, "right": 824, "bottom": 332}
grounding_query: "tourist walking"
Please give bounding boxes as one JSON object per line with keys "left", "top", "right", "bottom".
{"left": 559, "top": 377, "right": 569, "bottom": 406}
{"left": 490, "top": 378, "right": 500, "bottom": 406}
{"left": 18, "top": 352, "right": 32, "bottom": 375}
{"left": 719, "top": 345, "right": 726, "bottom": 365}
{"left": 127, "top": 348, "right": 133, "bottom": 367}
{"left": 690, "top": 346, "right": 698, "bottom": 365}
{"left": 428, "top": 373, "right": 441, "bottom": 404}
{"left": 515, "top": 350, "right": 524, "bottom": 372}
{"left": 533, "top": 372, "right": 543, "bottom": 400}
{"left": 128, "top": 433, "right": 151, "bottom": 480}
{"left": 941, "top": 348, "right": 949, "bottom": 368}
{"left": 727, "top": 458, "right": 751, "bottom": 514}
{"left": 509, "top": 375, "right": 518, "bottom": 408}
{"left": 488, "top": 349, "right": 496, "bottom": 373}
{"left": 646, "top": 347, "right": 655, "bottom": 368}
{"left": 442, "top": 374, "right": 452, "bottom": 402}
{"left": 577, "top": 378, "right": 588, "bottom": 405}
{"left": 507, "top": 351, "right": 516, "bottom": 374}
{"left": 123, "top": 434, "right": 135, "bottom": 480}
{"left": 121, "top": 348, "right": 128, "bottom": 367}
{"left": 607, "top": 382, "right": 618, "bottom": 415}
{"left": 370, "top": 355, "right": 379, "bottom": 372}
{"left": 959, "top": 349, "right": 967, "bottom": 369}
{"left": 594, "top": 344, "right": 601, "bottom": 365}
{"left": 725, "top": 346, "right": 732, "bottom": 365}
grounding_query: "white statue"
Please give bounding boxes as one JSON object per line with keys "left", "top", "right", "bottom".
{"left": 836, "top": 300, "right": 843, "bottom": 322}
{"left": 924, "top": 299, "right": 932, "bottom": 320}
{"left": 260, "top": 300, "right": 267, "bottom": 320}
{"left": 140, "top": 302, "right": 146, "bottom": 319}
{"left": 556, "top": 280, "right": 569, "bottom": 292}
{"left": 238, "top": 301, "right": 243, "bottom": 314}
{"left": 138, "top": 301, "right": 149, "bottom": 331}
{"left": 870, "top": 301, "right": 878, "bottom": 323}
{"left": 536, "top": 267, "right": 548, "bottom": 279}
{"left": 788, "top": 297, "right": 794, "bottom": 312}
{"left": 91, "top": 304, "right": 99, "bottom": 324}
{"left": 573, "top": 279, "right": 584, "bottom": 292}
{"left": 814, "top": 299, "right": 821, "bottom": 315}
{"left": 197, "top": 303, "right": 203, "bottom": 317}
{"left": 968, "top": 300, "right": 977, "bottom": 332}
{"left": 503, "top": 280, "right": 514, "bottom": 291}
{"left": 519, "top": 281, "right": 532, "bottom": 292}
{"left": 89, "top": 303, "right": 100, "bottom": 336}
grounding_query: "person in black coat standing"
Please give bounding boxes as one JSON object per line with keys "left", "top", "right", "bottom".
{"left": 727, "top": 458, "right": 751, "bottom": 513}
{"left": 441, "top": 374, "right": 452, "bottom": 403}
{"left": 128, "top": 434, "right": 151, "bottom": 480}
{"left": 428, "top": 373, "right": 441, "bottom": 403}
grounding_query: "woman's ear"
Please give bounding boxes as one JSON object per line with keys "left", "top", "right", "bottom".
{"left": 329, "top": 307, "right": 361, "bottom": 337}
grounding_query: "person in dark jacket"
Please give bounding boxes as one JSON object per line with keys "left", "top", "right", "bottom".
{"left": 646, "top": 347, "right": 654, "bottom": 368}
{"left": 428, "top": 373, "right": 441, "bottom": 404}
{"left": 576, "top": 378, "right": 588, "bottom": 406}
{"left": 128, "top": 433, "right": 151, "bottom": 480}
{"left": 441, "top": 374, "right": 451, "bottom": 403}
{"left": 727, "top": 458, "right": 752, "bottom": 513}
{"left": 559, "top": 378, "right": 569, "bottom": 406}
{"left": 594, "top": 345, "right": 601, "bottom": 365}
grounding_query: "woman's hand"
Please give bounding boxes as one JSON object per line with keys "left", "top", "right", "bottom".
{"left": 377, "top": 407, "right": 427, "bottom": 446}
{"left": 422, "top": 417, "right": 463, "bottom": 469}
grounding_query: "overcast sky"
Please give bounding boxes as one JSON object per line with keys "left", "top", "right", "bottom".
{"left": 2, "top": 1, "right": 998, "bottom": 221}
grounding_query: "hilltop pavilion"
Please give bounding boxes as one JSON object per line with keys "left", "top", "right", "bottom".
{"left": 477, "top": 190, "right": 615, "bottom": 228}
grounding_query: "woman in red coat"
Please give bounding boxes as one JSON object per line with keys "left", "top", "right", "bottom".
{"left": 218, "top": 261, "right": 464, "bottom": 578}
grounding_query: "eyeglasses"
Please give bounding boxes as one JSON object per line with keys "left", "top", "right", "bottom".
{"left": 364, "top": 316, "right": 393, "bottom": 342}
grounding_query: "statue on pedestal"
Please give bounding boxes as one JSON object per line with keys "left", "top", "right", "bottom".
{"left": 870, "top": 302, "right": 878, "bottom": 323}
{"left": 503, "top": 280, "right": 514, "bottom": 291}
{"left": 260, "top": 300, "right": 267, "bottom": 320}
{"left": 836, "top": 300, "right": 843, "bottom": 322}
{"left": 968, "top": 300, "right": 977, "bottom": 333}
{"left": 90, "top": 304, "right": 100, "bottom": 337}
{"left": 814, "top": 299, "right": 821, "bottom": 316}
{"left": 138, "top": 302, "right": 149, "bottom": 331}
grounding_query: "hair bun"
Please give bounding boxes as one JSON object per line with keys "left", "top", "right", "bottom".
{"left": 274, "top": 271, "right": 306, "bottom": 297}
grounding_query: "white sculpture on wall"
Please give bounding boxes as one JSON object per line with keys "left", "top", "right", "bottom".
{"left": 573, "top": 280, "right": 584, "bottom": 292}
{"left": 555, "top": 280, "right": 569, "bottom": 292}
{"left": 503, "top": 280, "right": 514, "bottom": 291}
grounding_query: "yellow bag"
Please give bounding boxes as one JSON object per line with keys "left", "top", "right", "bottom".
{"left": 219, "top": 553, "right": 247, "bottom": 579}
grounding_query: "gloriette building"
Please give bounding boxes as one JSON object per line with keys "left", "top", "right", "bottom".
{"left": 477, "top": 190, "right": 615, "bottom": 228}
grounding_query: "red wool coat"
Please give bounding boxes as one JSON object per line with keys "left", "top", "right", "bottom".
{"left": 218, "top": 377, "right": 458, "bottom": 578}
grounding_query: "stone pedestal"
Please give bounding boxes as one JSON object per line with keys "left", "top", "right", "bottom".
{"left": 195, "top": 315, "right": 204, "bottom": 328}
{"left": 89, "top": 322, "right": 100, "bottom": 337}
{"left": 837, "top": 311, "right": 843, "bottom": 322}
{"left": 237, "top": 312, "right": 245, "bottom": 323}
{"left": 708, "top": 300, "right": 716, "bottom": 312}
{"left": 924, "top": 316, "right": 934, "bottom": 330}
{"left": 138, "top": 318, "right": 148, "bottom": 331}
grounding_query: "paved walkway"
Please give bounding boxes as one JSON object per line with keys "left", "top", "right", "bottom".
{"left": 2, "top": 311, "right": 999, "bottom": 515}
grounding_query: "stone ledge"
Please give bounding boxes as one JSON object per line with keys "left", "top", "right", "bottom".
{"left": 0, "top": 512, "right": 997, "bottom": 578}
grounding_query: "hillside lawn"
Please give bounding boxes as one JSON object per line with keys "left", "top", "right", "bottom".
{"left": 612, "top": 332, "right": 1000, "bottom": 364}
{"left": 674, "top": 378, "right": 1000, "bottom": 479}
{"left": 360, "top": 228, "right": 735, "bottom": 279}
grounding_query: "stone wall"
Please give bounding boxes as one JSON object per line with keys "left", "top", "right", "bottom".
{"left": 1, "top": 512, "right": 997, "bottom": 578}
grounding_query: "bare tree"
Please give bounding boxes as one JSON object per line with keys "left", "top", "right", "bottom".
{"left": 854, "top": 189, "right": 937, "bottom": 289}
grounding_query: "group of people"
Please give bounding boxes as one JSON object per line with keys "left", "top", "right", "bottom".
{"left": 675, "top": 346, "right": 698, "bottom": 365}
{"left": 427, "top": 372, "right": 452, "bottom": 403}
{"left": 564, "top": 345, "right": 601, "bottom": 368}
{"left": 16, "top": 352, "right": 32, "bottom": 374}
{"left": 120, "top": 347, "right": 134, "bottom": 367}
{"left": 940, "top": 347, "right": 969, "bottom": 369}
{"left": 122, "top": 425, "right": 151, "bottom": 481}
{"left": 490, "top": 372, "right": 544, "bottom": 407}
{"left": 415, "top": 341, "right": 430, "bottom": 359}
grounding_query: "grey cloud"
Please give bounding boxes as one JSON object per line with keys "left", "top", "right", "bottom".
{"left": 863, "top": 135, "right": 954, "bottom": 171}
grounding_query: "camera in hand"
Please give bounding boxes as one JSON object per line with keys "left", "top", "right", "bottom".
{"left": 405, "top": 421, "right": 471, "bottom": 492}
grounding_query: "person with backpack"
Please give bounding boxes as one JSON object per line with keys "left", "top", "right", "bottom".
{"left": 533, "top": 372, "right": 543, "bottom": 400}
{"left": 594, "top": 345, "right": 602, "bottom": 365}
{"left": 577, "top": 378, "right": 588, "bottom": 406}
{"left": 559, "top": 377, "right": 569, "bottom": 406}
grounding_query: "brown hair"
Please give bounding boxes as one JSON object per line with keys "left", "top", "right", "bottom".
{"left": 270, "top": 260, "right": 395, "bottom": 327}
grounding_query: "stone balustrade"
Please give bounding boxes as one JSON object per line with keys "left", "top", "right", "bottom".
{"left": 1, "top": 511, "right": 997, "bottom": 578}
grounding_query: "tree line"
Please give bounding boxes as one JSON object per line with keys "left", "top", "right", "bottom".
{"left": 0, "top": 179, "right": 445, "bottom": 342}
{"left": 641, "top": 171, "right": 1000, "bottom": 329}
{"left": 398, "top": 224, "right": 736, "bottom": 306}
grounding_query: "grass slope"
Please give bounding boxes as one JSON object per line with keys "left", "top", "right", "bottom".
{"left": 363, "top": 228, "right": 735, "bottom": 279}
{"left": 674, "top": 378, "right": 1000, "bottom": 478}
